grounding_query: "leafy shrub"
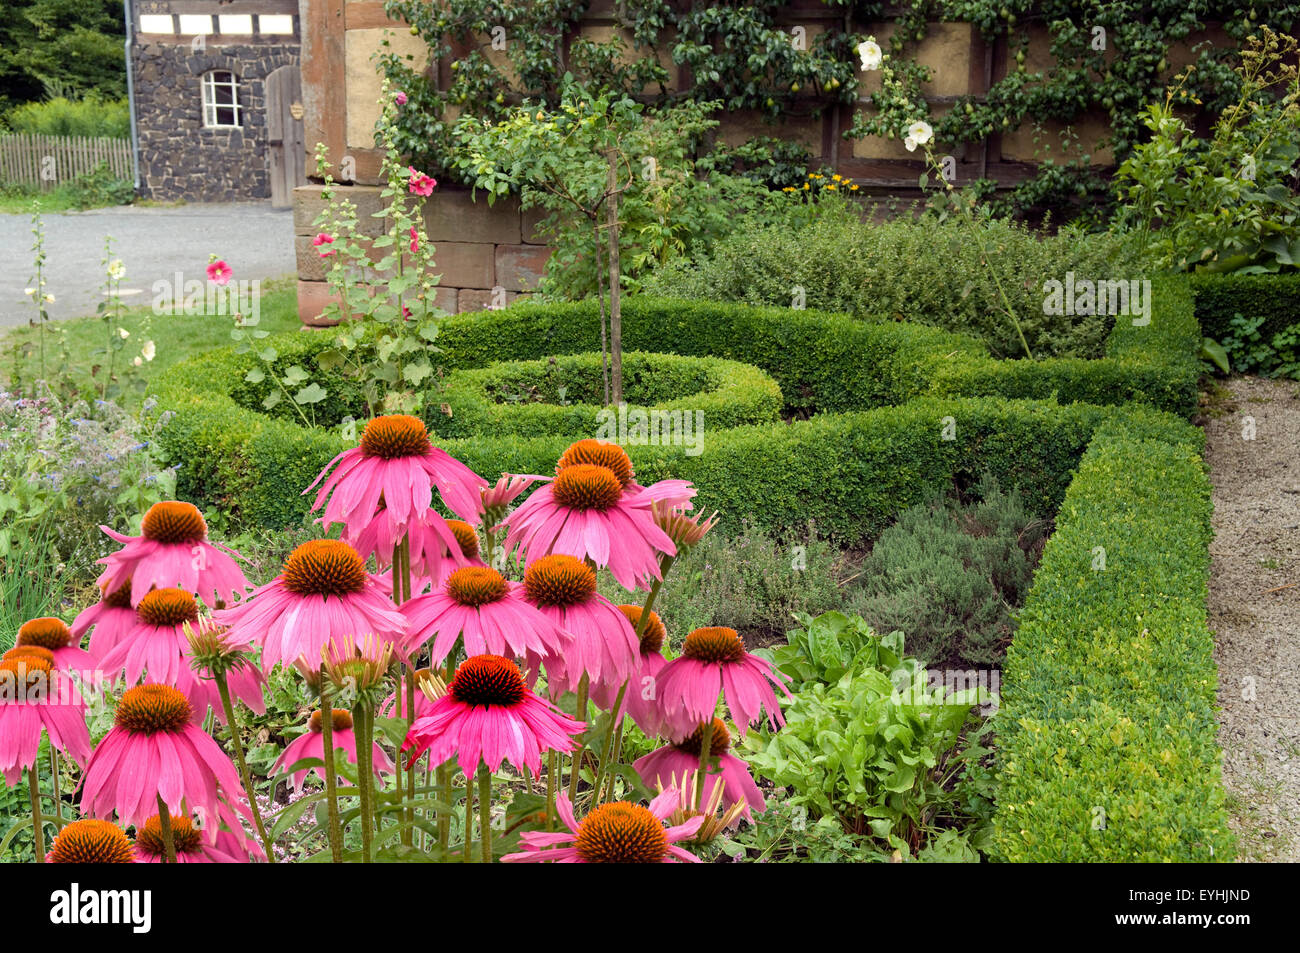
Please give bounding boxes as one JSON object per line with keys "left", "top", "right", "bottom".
{"left": 1193, "top": 272, "right": 1300, "bottom": 377}
{"left": 67, "top": 160, "right": 133, "bottom": 209}
{"left": 764, "top": 610, "right": 914, "bottom": 694}
{"left": 744, "top": 611, "right": 995, "bottom": 860}
{"left": 643, "top": 206, "right": 1143, "bottom": 359}
{"left": 2, "top": 96, "right": 129, "bottom": 138}
{"left": 846, "top": 476, "right": 1048, "bottom": 667}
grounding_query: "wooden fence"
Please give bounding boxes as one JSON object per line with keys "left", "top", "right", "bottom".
{"left": 0, "top": 133, "right": 132, "bottom": 188}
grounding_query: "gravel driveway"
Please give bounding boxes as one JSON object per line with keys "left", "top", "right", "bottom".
{"left": 0, "top": 203, "right": 296, "bottom": 328}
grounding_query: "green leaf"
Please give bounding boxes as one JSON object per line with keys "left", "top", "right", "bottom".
{"left": 244, "top": 367, "right": 265, "bottom": 384}
{"left": 262, "top": 390, "right": 282, "bottom": 410}
{"left": 294, "top": 383, "right": 328, "bottom": 404}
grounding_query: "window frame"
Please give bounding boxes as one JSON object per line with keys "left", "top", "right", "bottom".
{"left": 201, "top": 70, "right": 243, "bottom": 129}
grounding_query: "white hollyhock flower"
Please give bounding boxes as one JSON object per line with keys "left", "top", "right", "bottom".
{"left": 107, "top": 259, "right": 125, "bottom": 280}
{"left": 119, "top": 327, "right": 130, "bottom": 339}
{"left": 142, "top": 340, "right": 156, "bottom": 362}
{"left": 43, "top": 293, "right": 55, "bottom": 304}
{"left": 904, "top": 136, "right": 918, "bottom": 152}
{"left": 857, "top": 39, "right": 882, "bottom": 71}
{"left": 907, "top": 120, "right": 933, "bottom": 146}
{"left": 133, "top": 357, "right": 143, "bottom": 367}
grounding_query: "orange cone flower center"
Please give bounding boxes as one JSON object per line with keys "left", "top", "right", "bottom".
{"left": 282, "top": 539, "right": 368, "bottom": 596}
{"left": 3, "top": 645, "right": 55, "bottom": 665}
{"left": 618, "top": 605, "right": 665, "bottom": 654}
{"left": 0, "top": 656, "right": 53, "bottom": 700}
{"left": 136, "top": 587, "right": 200, "bottom": 628}
{"left": 449, "top": 655, "right": 526, "bottom": 708}
{"left": 557, "top": 439, "right": 635, "bottom": 489}
{"left": 574, "top": 802, "right": 670, "bottom": 863}
{"left": 103, "top": 579, "right": 134, "bottom": 609}
{"left": 136, "top": 815, "right": 202, "bottom": 855}
{"left": 674, "top": 718, "right": 732, "bottom": 757}
{"left": 681, "top": 626, "right": 746, "bottom": 664}
{"left": 360, "top": 414, "right": 431, "bottom": 458}
{"left": 309, "top": 708, "right": 354, "bottom": 733}
{"left": 116, "top": 684, "right": 192, "bottom": 734}
{"left": 551, "top": 464, "right": 623, "bottom": 511}
{"left": 446, "top": 566, "right": 509, "bottom": 607}
{"left": 17, "top": 617, "right": 72, "bottom": 650}
{"left": 446, "top": 520, "right": 481, "bottom": 559}
{"left": 141, "top": 501, "right": 207, "bottom": 544}
{"left": 47, "top": 819, "right": 135, "bottom": 864}
{"left": 524, "top": 555, "right": 596, "bottom": 607}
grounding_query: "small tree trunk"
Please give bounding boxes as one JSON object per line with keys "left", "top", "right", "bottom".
{"left": 606, "top": 149, "right": 623, "bottom": 406}
{"left": 593, "top": 216, "right": 610, "bottom": 407}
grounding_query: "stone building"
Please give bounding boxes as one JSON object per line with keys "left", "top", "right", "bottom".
{"left": 128, "top": 0, "right": 305, "bottom": 204}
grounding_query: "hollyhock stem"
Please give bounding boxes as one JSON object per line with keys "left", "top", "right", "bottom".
{"left": 28, "top": 766, "right": 44, "bottom": 863}
{"left": 320, "top": 668, "right": 344, "bottom": 863}
{"left": 568, "top": 673, "right": 590, "bottom": 802}
{"left": 353, "top": 703, "right": 376, "bottom": 863}
{"left": 463, "top": 769, "right": 475, "bottom": 862}
{"left": 546, "top": 751, "right": 558, "bottom": 832}
{"left": 156, "top": 795, "right": 178, "bottom": 863}
{"left": 591, "top": 680, "right": 628, "bottom": 806}
{"left": 215, "top": 671, "right": 275, "bottom": 861}
{"left": 478, "top": 765, "right": 492, "bottom": 864}
{"left": 695, "top": 718, "right": 715, "bottom": 811}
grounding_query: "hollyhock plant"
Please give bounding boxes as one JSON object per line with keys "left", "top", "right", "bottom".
{"left": 15, "top": 618, "right": 94, "bottom": 672}
{"left": 522, "top": 555, "right": 638, "bottom": 697}
{"left": 81, "top": 683, "right": 249, "bottom": 838}
{"left": 213, "top": 539, "right": 408, "bottom": 669}
{"left": 133, "top": 813, "right": 246, "bottom": 863}
{"left": 501, "top": 788, "right": 705, "bottom": 863}
{"left": 394, "top": 90, "right": 408, "bottom": 105}
{"left": 0, "top": 656, "right": 91, "bottom": 785}
{"left": 409, "top": 226, "right": 419, "bottom": 253}
{"left": 407, "top": 166, "right": 436, "bottom": 196}
{"left": 307, "top": 414, "right": 487, "bottom": 541}
{"left": 313, "top": 233, "right": 336, "bottom": 257}
{"left": 72, "top": 578, "right": 137, "bottom": 661}
{"left": 401, "top": 566, "right": 566, "bottom": 665}
{"left": 271, "top": 709, "right": 394, "bottom": 793}
{"left": 634, "top": 718, "right": 766, "bottom": 823}
{"left": 95, "top": 500, "right": 249, "bottom": 608}
{"left": 45, "top": 818, "right": 136, "bottom": 864}
{"left": 589, "top": 604, "right": 668, "bottom": 735}
{"left": 206, "top": 259, "right": 232, "bottom": 285}
{"left": 402, "top": 654, "right": 584, "bottom": 777}
{"left": 657, "top": 626, "right": 792, "bottom": 738}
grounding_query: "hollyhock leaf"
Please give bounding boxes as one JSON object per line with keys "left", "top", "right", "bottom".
{"left": 263, "top": 391, "right": 282, "bottom": 410}
{"left": 259, "top": 346, "right": 278, "bottom": 362}
{"left": 403, "top": 361, "right": 432, "bottom": 385}
{"left": 283, "top": 365, "right": 309, "bottom": 385}
{"left": 294, "top": 383, "right": 328, "bottom": 405}
{"left": 244, "top": 367, "right": 265, "bottom": 384}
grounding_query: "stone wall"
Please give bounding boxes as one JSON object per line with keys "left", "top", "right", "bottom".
{"left": 293, "top": 185, "right": 552, "bottom": 324}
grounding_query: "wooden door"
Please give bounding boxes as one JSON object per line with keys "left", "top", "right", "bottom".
{"left": 266, "top": 65, "right": 306, "bottom": 208}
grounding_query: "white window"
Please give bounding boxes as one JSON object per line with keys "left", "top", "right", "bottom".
{"left": 258, "top": 14, "right": 294, "bottom": 35}
{"left": 138, "top": 14, "right": 174, "bottom": 34}
{"left": 178, "top": 14, "right": 213, "bottom": 35}
{"left": 202, "top": 71, "right": 242, "bottom": 128}
{"left": 218, "top": 14, "right": 253, "bottom": 34}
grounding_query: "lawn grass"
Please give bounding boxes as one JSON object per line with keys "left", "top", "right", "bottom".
{"left": 1, "top": 278, "right": 302, "bottom": 406}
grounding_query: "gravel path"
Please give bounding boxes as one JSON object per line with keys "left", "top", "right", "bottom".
{"left": 1204, "top": 375, "right": 1300, "bottom": 862}
{"left": 0, "top": 203, "right": 295, "bottom": 328}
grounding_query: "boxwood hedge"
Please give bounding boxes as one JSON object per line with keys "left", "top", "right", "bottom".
{"left": 1191, "top": 271, "right": 1300, "bottom": 342}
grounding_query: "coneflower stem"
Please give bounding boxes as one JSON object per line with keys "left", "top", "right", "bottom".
{"left": 478, "top": 765, "right": 492, "bottom": 864}
{"left": 546, "top": 751, "right": 558, "bottom": 832}
{"left": 28, "top": 766, "right": 44, "bottom": 863}
{"left": 695, "top": 718, "right": 715, "bottom": 811}
{"left": 568, "top": 673, "right": 590, "bottom": 802}
{"left": 49, "top": 748, "right": 61, "bottom": 821}
{"left": 353, "top": 703, "right": 375, "bottom": 863}
{"left": 320, "top": 669, "right": 344, "bottom": 863}
{"left": 463, "top": 769, "right": 474, "bottom": 862}
{"left": 591, "top": 680, "right": 628, "bottom": 806}
{"left": 215, "top": 671, "right": 275, "bottom": 861}
{"left": 603, "top": 722, "right": 626, "bottom": 802}
{"left": 438, "top": 762, "right": 451, "bottom": 849}
{"left": 156, "top": 796, "right": 177, "bottom": 864}
{"left": 404, "top": 670, "right": 417, "bottom": 847}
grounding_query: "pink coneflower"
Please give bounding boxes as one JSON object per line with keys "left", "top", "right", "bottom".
{"left": 271, "top": 709, "right": 394, "bottom": 793}
{"left": 380, "top": 667, "right": 444, "bottom": 721}
{"left": 521, "top": 555, "right": 637, "bottom": 697}
{"left": 503, "top": 441, "right": 691, "bottom": 590}
{"left": 213, "top": 539, "right": 408, "bottom": 670}
{"left": 206, "top": 260, "right": 232, "bottom": 285}
{"left": 394, "top": 90, "right": 408, "bottom": 106}
{"left": 401, "top": 566, "right": 565, "bottom": 665}
{"left": 15, "top": 617, "right": 95, "bottom": 672}
{"left": 589, "top": 604, "right": 668, "bottom": 735}
{"left": 133, "top": 813, "right": 244, "bottom": 863}
{"left": 72, "top": 578, "right": 137, "bottom": 661}
{"left": 312, "top": 233, "right": 336, "bottom": 257}
{"left": 479, "top": 474, "right": 536, "bottom": 529}
{"left": 351, "top": 507, "right": 475, "bottom": 587}
{"left": 0, "top": 656, "right": 91, "bottom": 786}
{"left": 82, "top": 683, "right": 247, "bottom": 837}
{"left": 501, "top": 788, "right": 704, "bottom": 863}
{"left": 45, "top": 819, "right": 136, "bottom": 863}
{"left": 634, "top": 718, "right": 766, "bottom": 822}
{"left": 95, "top": 501, "right": 249, "bottom": 608}
{"left": 307, "top": 414, "right": 487, "bottom": 540}
{"left": 657, "top": 626, "right": 791, "bottom": 738}
{"left": 402, "top": 655, "right": 583, "bottom": 777}
{"left": 407, "top": 167, "right": 436, "bottom": 196}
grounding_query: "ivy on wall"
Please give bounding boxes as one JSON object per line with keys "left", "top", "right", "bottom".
{"left": 379, "top": 0, "right": 1299, "bottom": 222}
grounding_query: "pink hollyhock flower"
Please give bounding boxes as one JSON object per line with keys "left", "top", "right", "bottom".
{"left": 133, "top": 812, "right": 246, "bottom": 863}
{"left": 14, "top": 617, "right": 95, "bottom": 672}
{"left": 589, "top": 604, "right": 668, "bottom": 736}
{"left": 72, "top": 578, "right": 137, "bottom": 661}
{"left": 213, "top": 539, "right": 408, "bottom": 670}
{"left": 501, "top": 788, "right": 704, "bottom": 863}
{"left": 520, "top": 555, "right": 637, "bottom": 698}
{"left": 409, "top": 226, "right": 419, "bottom": 253}
{"left": 394, "top": 90, "right": 408, "bottom": 106}
{"left": 407, "top": 166, "right": 436, "bottom": 196}
{"left": 312, "top": 233, "right": 336, "bottom": 257}
{"left": 401, "top": 566, "right": 565, "bottom": 665}
{"left": 95, "top": 501, "right": 249, "bottom": 609}
{"left": 503, "top": 441, "right": 693, "bottom": 590}
{"left": 634, "top": 718, "right": 766, "bottom": 823}
{"left": 207, "top": 260, "right": 232, "bottom": 285}
{"left": 271, "top": 708, "right": 394, "bottom": 793}
{"left": 307, "top": 413, "right": 487, "bottom": 541}
{"left": 82, "top": 683, "right": 248, "bottom": 837}
{"left": 351, "top": 508, "right": 477, "bottom": 589}
{"left": 46, "top": 818, "right": 136, "bottom": 863}
{"left": 657, "top": 627, "right": 791, "bottom": 738}
{"left": 402, "top": 655, "right": 583, "bottom": 777}
{"left": 0, "top": 656, "right": 91, "bottom": 786}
